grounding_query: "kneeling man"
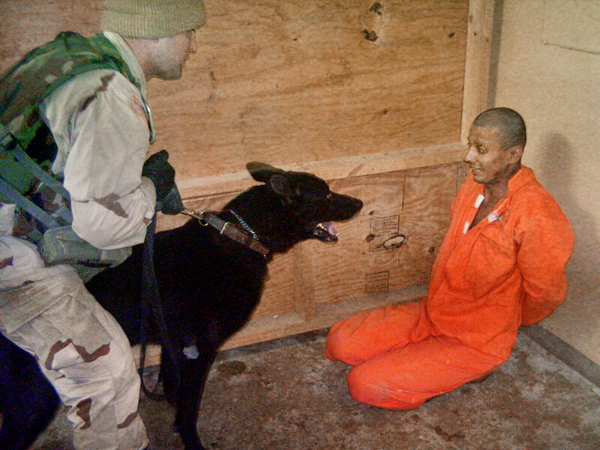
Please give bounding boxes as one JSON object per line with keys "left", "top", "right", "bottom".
{"left": 326, "top": 107, "right": 574, "bottom": 409}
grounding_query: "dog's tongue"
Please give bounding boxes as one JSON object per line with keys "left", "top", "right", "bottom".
{"left": 324, "top": 222, "right": 338, "bottom": 237}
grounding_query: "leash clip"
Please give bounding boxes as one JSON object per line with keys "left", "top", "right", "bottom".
{"left": 182, "top": 208, "right": 209, "bottom": 226}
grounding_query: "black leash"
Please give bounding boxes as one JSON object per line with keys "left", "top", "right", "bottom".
{"left": 139, "top": 213, "right": 180, "bottom": 401}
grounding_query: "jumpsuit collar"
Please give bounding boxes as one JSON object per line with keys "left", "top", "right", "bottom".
{"left": 465, "top": 166, "right": 535, "bottom": 233}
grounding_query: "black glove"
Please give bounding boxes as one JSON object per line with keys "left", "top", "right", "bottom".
{"left": 158, "top": 185, "right": 184, "bottom": 215}
{"left": 142, "top": 150, "right": 184, "bottom": 215}
{"left": 142, "top": 150, "right": 175, "bottom": 199}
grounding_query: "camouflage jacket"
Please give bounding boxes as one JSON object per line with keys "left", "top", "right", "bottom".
{"left": 0, "top": 32, "right": 153, "bottom": 244}
{"left": 0, "top": 31, "right": 140, "bottom": 174}
{"left": 0, "top": 32, "right": 155, "bottom": 282}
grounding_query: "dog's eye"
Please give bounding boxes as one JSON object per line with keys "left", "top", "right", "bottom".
{"left": 326, "top": 193, "right": 332, "bottom": 200}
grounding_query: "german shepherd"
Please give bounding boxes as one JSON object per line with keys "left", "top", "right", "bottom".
{"left": 0, "top": 162, "right": 363, "bottom": 450}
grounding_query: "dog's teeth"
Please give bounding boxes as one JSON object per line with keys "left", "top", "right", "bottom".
{"left": 316, "top": 222, "right": 337, "bottom": 236}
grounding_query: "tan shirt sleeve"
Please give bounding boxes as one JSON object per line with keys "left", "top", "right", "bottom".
{"left": 41, "top": 69, "right": 156, "bottom": 250}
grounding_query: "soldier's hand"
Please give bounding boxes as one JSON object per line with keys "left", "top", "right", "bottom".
{"left": 142, "top": 150, "right": 176, "bottom": 200}
{"left": 142, "top": 150, "right": 184, "bottom": 215}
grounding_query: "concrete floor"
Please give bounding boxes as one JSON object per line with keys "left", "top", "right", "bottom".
{"left": 24, "top": 326, "right": 600, "bottom": 450}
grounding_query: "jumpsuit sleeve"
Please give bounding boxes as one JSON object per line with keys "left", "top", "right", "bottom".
{"left": 517, "top": 198, "right": 574, "bottom": 326}
{"left": 41, "top": 70, "right": 157, "bottom": 250}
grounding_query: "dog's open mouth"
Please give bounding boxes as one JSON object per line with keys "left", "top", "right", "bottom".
{"left": 313, "top": 222, "right": 339, "bottom": 243}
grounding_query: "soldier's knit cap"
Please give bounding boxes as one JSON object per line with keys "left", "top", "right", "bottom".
{"left": 102, "top": 0, "right": 206, "bottom": 39}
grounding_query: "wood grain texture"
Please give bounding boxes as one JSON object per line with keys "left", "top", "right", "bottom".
{"left": 460, "top": 0, "right": 497, "bottom": 142}
{"left": 0, "top": 1, "right": 477, "bottom": 350}
{"left": 151, "top": 0, "right": 469, "bottom": 188}
{"left": 302, "top": 163, "right": 460, "bottom": 306}
{"left": 0, "top": 0, "right": 104, "bottom": 69}
{"left": 160, "top": 163, "right": 462, "bottom": 338}
{"left": 1, "top": 0, "right": 468, "bottom": 196}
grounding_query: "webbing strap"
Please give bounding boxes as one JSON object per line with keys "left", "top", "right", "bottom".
{"left": 0, "top": 128, "right": 73, "bottom": 235}
{"left": 5, "top": 145, "right": 70, "bottom": 201}
{"left": 0, "top": 178, "right": 60, "bottom": 231}
{"left": 139, "top": 214, "right": 181, "bottom": 402}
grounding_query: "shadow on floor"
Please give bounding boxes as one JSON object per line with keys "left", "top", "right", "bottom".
{"left": 27, "top": 328, "right": 600, "bottom": 449}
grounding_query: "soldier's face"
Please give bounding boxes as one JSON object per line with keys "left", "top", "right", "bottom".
{"left": 152, "top": 30, "right": 197, "bottom": 80}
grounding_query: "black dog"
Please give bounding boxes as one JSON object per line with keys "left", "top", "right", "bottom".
{"left": 0, "top": 162, "right": 363, "bottom": 450}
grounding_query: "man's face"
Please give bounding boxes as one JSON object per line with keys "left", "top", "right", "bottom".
{"left": 152, "top": 30, "right": 197, "bottom": 80}
{"left": 464, "top": 125, "right": 514, "bottom": 186}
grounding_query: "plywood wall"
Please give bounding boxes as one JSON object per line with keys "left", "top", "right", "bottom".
{"left": 0, "top": 0, "right": 469, "bottom": 196}
{"left": 170, "top": 162, "right": 468, "bottom": 349}
{"left": 152, "top": 0, "right": 468, "bottom": 192}
{"left": 491, "top": 0, "right": 600, "bottom": 364}
{"left": 0, "top": 0, "right": 473, "bottom": 350}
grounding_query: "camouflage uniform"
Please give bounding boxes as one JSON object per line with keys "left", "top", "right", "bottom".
{"left": 0, "top": 31, "right": 155, "bottom": 450}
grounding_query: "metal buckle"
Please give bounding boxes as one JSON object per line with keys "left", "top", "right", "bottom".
{"left": 219, "top": 221, "right": 233, "bottom": 235}
{"left": 181, "top": 208, "right": 209, "bottom": 226}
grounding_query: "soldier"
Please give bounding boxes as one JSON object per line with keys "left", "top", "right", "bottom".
{"left": 0, "top": 1, "right": 206, "bottom": 449}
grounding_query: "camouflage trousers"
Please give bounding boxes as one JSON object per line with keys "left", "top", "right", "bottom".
{"left": 0, "top": 270, "right": 148, "bottom": 450}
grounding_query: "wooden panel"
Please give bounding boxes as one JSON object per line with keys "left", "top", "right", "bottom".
{"left": 152, "top": 0, "right": 469, "bottom": 190}
{"left": 150, "top": 162, "right": 463, "bottom": 353}
{"left": 0, "top": 1, "right": 104, "bottom": 69}
{"left": 460, "top": 0, "right": 498, "bottom": 142}
{"left": 222, "top": 162, "right": 462, "bottom": 349}
{"left": 176, "top": 142, "right": 466, "bottom": 199}
{"left": 302, "top": 163, "right": 459, "bottom": 306}
{"left": 135, "top": 284, "right": 428, "bottom": 364}
{"left": 0, "top": 0, "right": 468, "bottom": 196}
{"left": 0, "top": 1, "right": 475, "bottom": 352}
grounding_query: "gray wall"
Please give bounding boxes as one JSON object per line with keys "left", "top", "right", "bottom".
{"left": 492, "top": 0, "right": 600, "bottom": 363}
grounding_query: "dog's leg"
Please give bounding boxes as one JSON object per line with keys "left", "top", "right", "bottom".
{"left": 0, "top": 334, "right": 60, "bottom": 450}
{"left": 173, "top": 350, "right": 217, "bottom": 450}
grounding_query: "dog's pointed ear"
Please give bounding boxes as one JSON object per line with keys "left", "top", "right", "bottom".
{"left": 246, "top": 162, "right": 285, "bottom": 183}
{"left": 246, "top": 162, "right": 296, "bottom": 197}
{"left": 269, "top": 174, "right": 295, "bottom": 197}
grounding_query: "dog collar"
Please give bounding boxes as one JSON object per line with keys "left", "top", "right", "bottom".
{"left": 181, "top": 208, "right": 270, "bottom": 257}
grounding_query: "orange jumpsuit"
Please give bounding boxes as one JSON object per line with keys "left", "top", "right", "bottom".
{"left": 326, "top": 166, "right": 574, "bottom": 409}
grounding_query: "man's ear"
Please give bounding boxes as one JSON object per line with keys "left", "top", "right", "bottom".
{"left": 507, "top": 145, "right": 523, "bottom": 164}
